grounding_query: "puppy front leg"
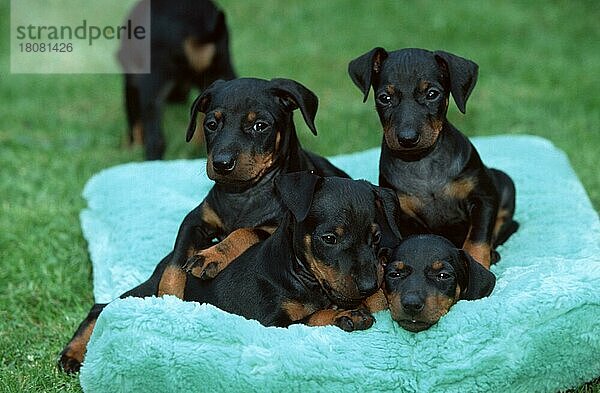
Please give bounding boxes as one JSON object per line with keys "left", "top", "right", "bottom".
{"left": 158, "top": 201, "right": 222, "bottom": 298}
{"left": 362, "top": 289, "right": 388, "bottom": 313}
{"left": 58, "top": 303, "right": 106, "bottom": 374}
{"left": 184, "top": 226, "right": 274, "bottom": 279}
{"left": 303, "top": 308, "right": 375, "bottom": 332}
{"left": 463, "top": 197, "right": 498, "bottom": 269}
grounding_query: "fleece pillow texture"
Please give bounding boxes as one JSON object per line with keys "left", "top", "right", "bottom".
{"left": 78, "top": 136, "right": 599, "bottom": 393}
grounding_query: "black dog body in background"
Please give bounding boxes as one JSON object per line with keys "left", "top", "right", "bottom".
{"left": 119, "top": 0, "right": 236, "bottom": 159}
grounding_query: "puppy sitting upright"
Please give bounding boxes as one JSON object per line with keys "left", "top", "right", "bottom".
{"left": 348, "top": 47, "right": 519, "bottom": 268}
{"left": 157, "top": 77, "right": 349, "bottom": 298}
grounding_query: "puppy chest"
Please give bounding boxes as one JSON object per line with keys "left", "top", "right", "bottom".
{"left": 216, "top": 194, "right": 285, "bottom": 233}
{"left": 397, "top": 189, "right": 469, "bottom": 230}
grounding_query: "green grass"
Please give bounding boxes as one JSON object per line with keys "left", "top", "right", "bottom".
{"left": 1, "top": 1, "right": 598, "bottom": 391}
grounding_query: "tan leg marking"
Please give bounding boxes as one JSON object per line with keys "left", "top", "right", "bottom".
{"left": 132, "top": 121, "right": 144, "bottom": 145}
{"left": 63, "top": 319, "right": 96, "bottom": 365}
{"left": 157, "top": 264, "right": 186, "bottom": 298}
{"left": 363, "top": 289, "right": 388, "bottom": 313}
{"left": 183, "top": 38, "right": 216, "bottom": 73}
{"left": 187, "top": 227, "right": 274, "bottom": 279}
{"left": 462, "top": 240, "right": 491, "bottom": 269}
{"left": 200, "top": 202, "right": 224, "bottom": 230}
{"left": 305, "top": 309, "right": 375, "bottom": 331}
{"left": 443, "top": 177, "right": 476, "bottom": 199}
{"left": 492, "top": 208, "right": 510, "bottom": 242}
{"left": 304, "top": 309, "right": 343, "bottom": 326}
{"left": 282, "top": 300, "right": 317, "bottom": 322}
{"left": 397, "top": 194, "right": 423, "bottom": 220}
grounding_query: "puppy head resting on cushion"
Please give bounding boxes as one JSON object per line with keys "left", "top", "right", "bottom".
{"left": 383, "top": 234, "right": 495, "bottom": 332}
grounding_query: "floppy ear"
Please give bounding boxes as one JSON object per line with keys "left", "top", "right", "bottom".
{"left": 348, "top": 47, "right": 389, "bottom": 102}
{"left": 459, "top": 250, "right": 496, "bottom": 300}
{"left": 186, "top": 79, "right": 226, "bottom": 142}
{"left": 269, "top": 78, "right": 319, "bottom": 136}
{"left": 372, "top": 186, "right": 402, "bottom": 250}
{"left": 206, "top": 10, "right": 227, "bottom": 41}
{"left": 275, "top": 171, "right": 321, "bottom": 222}
{"left": 433, "top": 51, "right": 478, "bottom": 114}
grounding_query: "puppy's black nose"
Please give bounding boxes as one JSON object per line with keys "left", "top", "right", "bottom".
{"left": 401, "top": 294, "right": 425, "bottom": 315}
{"left": 398, "top": 132, "right": 420, "bottom": 148}
{"left": 357, "top": 277, "right": 379, "bottom": 297}
{"left": 212, "top": 155, "right": 236, "bottom": 174}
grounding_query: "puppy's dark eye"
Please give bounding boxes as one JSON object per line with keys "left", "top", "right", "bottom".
{"left": 252, "top": 121, "right": 269, "bottom": 132}
{"left": 321, "top": 233, "right": 337, "bottom": 245}
{"left": 436, "top": 272, "right": 453, "bottom": 281}
{"left": 387, "top": 270, "right": 408, "bottom": 279}
{"left": 426, "top": 89, "right": 440, "bottom": 100}
{"left": 205, "top": 120, "right": 218, "bottom": 132}
{"left": 372, "top": 231, "right": 382, "bottom": 246}
{"left": 377, "top": 93, "right": 392, "bottom": 105}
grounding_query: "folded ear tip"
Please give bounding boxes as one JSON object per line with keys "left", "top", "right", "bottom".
{"left": 185, "top": 126, "right": 195, "bottom": 142}
{"left": 455, "top": 99, "right": 467, "bottom": 114}
{"left": 361, "top": 85, "right": 371, "bottom": 102}
{"left": 276, "top": 171, "right": 321, "bottom": 223}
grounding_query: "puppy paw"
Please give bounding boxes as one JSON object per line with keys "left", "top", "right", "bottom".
{"left": 184, "top": 253, "right": 220, "bottom": 280}
{"left": 491, "top": 250, "right": 501, "bottom": 264}
{"left": 58, "top": 352, "right": 82, "bottom": 374}
{"left": 335, "top": 309, "right": 375, "bottom": 332}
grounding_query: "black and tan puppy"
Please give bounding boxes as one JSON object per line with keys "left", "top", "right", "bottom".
{"left": 348, "top": 47, "right": 518, "bottom": 268}
{"left": 382, "top": 235, "right": 496, "bottom": 332}
{"left": 158, "top": 77, "right": 349, "bottom": 298}
{"left": 59, "top": 172, "right": 401, "bottom": 373}
{"left": 119, "top": 0, "right": 236, "bottom": 159}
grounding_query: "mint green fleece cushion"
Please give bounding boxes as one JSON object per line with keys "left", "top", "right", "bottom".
{"left": 78, "top": 136, "right": 600, "bottom": 392}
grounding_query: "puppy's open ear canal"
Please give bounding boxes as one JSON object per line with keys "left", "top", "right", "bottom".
{"left": 433, "top": 51, "right": 479, "bottom": 114}
{"left": 186, "top": 79, "right": 226, "bottom": 142}
{"left": 275, "top": 171, "right": 321, "bottom": 223}
{"left": 459, "top": 250, "right": 496, "bottom": 300}
{"left": 348, "top": 47, "right": 389, "bottom": 102}
{"left": 269, "top": 78, "right": 319, "bottom": 136}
